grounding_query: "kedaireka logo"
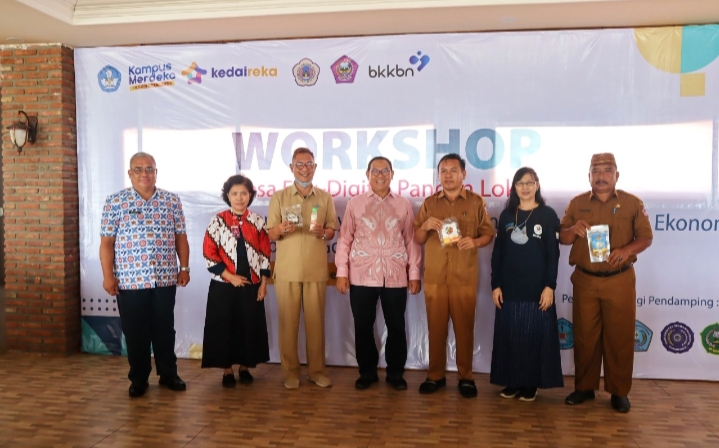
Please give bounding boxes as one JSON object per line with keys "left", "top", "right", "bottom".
{"left": 211, "top": 66, "right": 278, "bottom": 78}
{"left": 128, "top": 63, "right": 175, "bottom": 91}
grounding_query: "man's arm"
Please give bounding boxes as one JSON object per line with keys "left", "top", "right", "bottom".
{"left": 100, "top": 236, "right": 119, "bottom": 295}
{"left": 176, "top": 233, "right": 190, "bottom": 286}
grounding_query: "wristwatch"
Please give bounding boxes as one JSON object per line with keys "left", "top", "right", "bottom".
{"left": 180, "top": 266, "right": 191, "bottom": 273}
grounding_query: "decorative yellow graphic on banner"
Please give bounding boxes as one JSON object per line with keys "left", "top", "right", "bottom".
{"left": 635, "top": 25, "right": 719, "bottom": 97}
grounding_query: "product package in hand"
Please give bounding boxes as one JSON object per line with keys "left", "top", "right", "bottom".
{"left": 310, "top": 205, "right": 319, "bottom": 226}
{"left": 587, "top": 224, "right": 610, "bottom": 262}
{"left": 440, "top": 217, "right": 462, "bottom": 247}
{"left": 282, "top": 204, "right": 303, "bottom": 226}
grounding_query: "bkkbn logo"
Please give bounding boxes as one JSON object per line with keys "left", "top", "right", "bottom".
{"left": 409, "top": 51, "right": 430, "bottom": 71}
{"left": 368, "top": 51, "right": 430, "bottom": 79}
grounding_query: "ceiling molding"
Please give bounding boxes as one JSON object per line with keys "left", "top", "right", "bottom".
{"left": 16, "top": 0, "right": 76, "bottom": 23}
{"left": 41, "top": 0, "right": 606, "bottom": 25}
{"left": 2, "top": 0, "right": 718, "bottom": 48}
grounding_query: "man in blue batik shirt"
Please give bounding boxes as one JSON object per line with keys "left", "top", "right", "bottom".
{"left": 100, "top": 152, "right": 191, "bottom": 398}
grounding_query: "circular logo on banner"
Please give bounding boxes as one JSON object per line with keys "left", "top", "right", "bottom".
{"left": 660, "top": 322, "right": 694, "bottom": 354}
{"left": 97, "top": 65, "right": 121, "bottom": 93}
{"left": 293, "top": 58, "right": 320, "bottom": 87}
{"left": 557, "top": 318, "right": 574, "bottom": 350}
{"left": 634, "top": 320, "right": 653, "bottom": 352}
{"left": 700, "top": 323, "right": 719, "bottom": 355}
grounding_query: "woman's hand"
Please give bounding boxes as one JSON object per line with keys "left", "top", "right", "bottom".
{"left": 492, "top": 288, "right": 503, "bottom": 309}
{"left": 258, "top": 279, "right": 268, "bottom": 301}
{"left": 228, "top": 274, "right": 251, "bottom": 288}
{"left": 539, "top": 287, "right": 554, "bottom": 311}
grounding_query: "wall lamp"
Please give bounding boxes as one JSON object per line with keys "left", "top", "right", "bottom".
{"left": 6, "top": 110, "right": 38, "bottom": 154}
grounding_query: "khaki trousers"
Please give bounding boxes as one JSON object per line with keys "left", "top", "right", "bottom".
{"left": 424, "top": 284, "right": 477, "bottom": 380}
{"left": 571, "top": 267, "right": 636, "bottom": 396}
{"left": 274, "top": 281, "right": 327, "bottom": 381}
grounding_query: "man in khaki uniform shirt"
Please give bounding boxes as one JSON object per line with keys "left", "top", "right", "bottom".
{"left": 268, "top": 148, "right": 338, "bottom": 390}
{"left": 559, "top": 153, "right": 652, "bottom": 413}
{"left": 414, "top": 154, "right": 495, "bottom": 398}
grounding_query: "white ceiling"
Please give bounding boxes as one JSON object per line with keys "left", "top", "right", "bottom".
{"left": 0, "top": 0, "right": 718, "bottom": 48}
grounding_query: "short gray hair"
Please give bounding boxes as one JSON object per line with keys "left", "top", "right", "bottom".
{"left": 129, "top": 152, "right": 156, "bottom": 167}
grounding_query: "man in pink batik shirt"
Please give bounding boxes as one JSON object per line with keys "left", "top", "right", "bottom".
{"left": 335, "top": 156, "right": 422, "bottom": 391}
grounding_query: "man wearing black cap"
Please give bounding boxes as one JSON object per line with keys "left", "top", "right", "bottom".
{"left": 559, "top": 153, "right": 653, "bottom": 413}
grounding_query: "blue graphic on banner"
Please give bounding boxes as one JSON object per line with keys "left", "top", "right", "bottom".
{"left": 82, "top": 316, "right": 126, "bottom": 356}
{"left": 660, "top": 322, "right": 694, "bottom": 354}
{"left": 634, "top": 320, "right": 653, "bottom": 352}
{"left": 558, "top": 318, "right": 574, "bottom": 350}
{"left": 97, "top": 65, "right": 121, "bottom": 92}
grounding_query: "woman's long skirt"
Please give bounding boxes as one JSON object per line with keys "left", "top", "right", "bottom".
{"left": 490, "top": 300, "right": 564, "bottom": 389}
{"left": 201, "top": 280, "right": 270, "bottom": 369}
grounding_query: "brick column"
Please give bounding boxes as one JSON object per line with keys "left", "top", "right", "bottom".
{"left": 0, "top": 44, "right": 80, "bottom": 354}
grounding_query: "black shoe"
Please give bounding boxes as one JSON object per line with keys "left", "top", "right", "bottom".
{"left": 159, "top": 375, "right": 187, "bottom": 391}
{"left": 386, "top": 376, "right": 408, "bottom": 391}
{"left": 238, "top": 370, "right": 253, "bottom": 384}
{"left": 355, "top": 374, "right": 379, "bottom": 390}
{"left": 419, "top": 378, "right": 446, "bottom": 394}
{"left": 565, "top": 389, "right": 595, "bottom": 405}
{"left": 458, "top": 379, "right": 477, "bottom": 398}
{"left": 611, "top": 395, "right": 631, "bottom": 413}
{"left": 499, "top": 387, "right": 520, "bottom": 399}
{"left": 517, "top": 387, "right": 538, "bottom": 402}
{"left": 222, "top": 373, "right": 236, "bottom": 388}
{"left": 128, "top": 381, "right": 149, "bottom": 398}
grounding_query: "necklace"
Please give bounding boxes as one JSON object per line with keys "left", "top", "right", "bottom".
{"left": 510, "top": 207, "right": 535, "bottom": 245}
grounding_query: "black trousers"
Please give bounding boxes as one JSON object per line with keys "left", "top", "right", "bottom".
{"left": 117, "top": 286, "right": 178, "bottom": 384}
{"left": 349, "top": 285, "right": 408, "bottom": 378}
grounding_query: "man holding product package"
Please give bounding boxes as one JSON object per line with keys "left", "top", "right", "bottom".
{"left": 559, "top": 152, "right": 653, "bottom": 413}
{"left": 268, "top": 147, "right": 338, "bottom": 390}
{"left": 414, "top": 154, "right": 494, "bottom": 398}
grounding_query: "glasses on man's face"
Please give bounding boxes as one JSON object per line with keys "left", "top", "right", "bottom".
{"left": 370, "top": 168, "right": 391, "bottom": 176}
{"left": 515, "top": 181, "right": 537, "bottom": 188}
{"left": 131, "top": 166, "right": 157, "bottom": 175}
{"left": 293, "top": 161, "right": 316, "bottom": 169}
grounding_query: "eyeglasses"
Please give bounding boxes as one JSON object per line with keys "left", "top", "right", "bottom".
{"left": 370, "top": 168, "right": 391, "bottom": 176}
{"left": 131, "top": 166, "right": 157, "bottom": 175}
{"left": 293, "top": 161, "right": 316, "bottom": 169}
{"left": 515, "top": 181, "right": 537, "bottom": 188}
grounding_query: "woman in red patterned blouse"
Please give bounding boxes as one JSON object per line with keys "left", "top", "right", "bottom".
{"left": 201, "top": 175, "right": 271, "bottom": 388}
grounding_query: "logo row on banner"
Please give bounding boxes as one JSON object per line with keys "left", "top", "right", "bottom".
{"left": 557, "top": 319, "right": 719, "bottom": 355}
{"left": 96, "top": 52, "right": 431, "bottom": 93}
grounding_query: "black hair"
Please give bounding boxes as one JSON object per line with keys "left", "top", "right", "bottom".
{"left": 504, "top": 167, "right": 546, "bottom": 213}
{"left": 222, "top": 175, "right": 257, "bottom": 207}
{"left": 437, "top": 153, "right": 466, "bottom": 171}
{"left": 366, "top": 156, "right": 393, "bottom": 172}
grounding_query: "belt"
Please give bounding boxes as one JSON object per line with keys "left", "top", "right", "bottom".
{"left": 578, "top": 263, "right": 633, "bottom": 278}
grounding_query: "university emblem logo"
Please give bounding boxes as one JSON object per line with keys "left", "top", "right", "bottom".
{"left": 700, "top": 323, "right": 719, "bottom": 355}
{"left": 293, "top": 58, "right": 320, "bottom": 86}
{"left": 331, "top": 55, "right": 358, "bottom": 83}
{"left": 98, "top": 65, "right": 121, "bottom": 92}
{"left": 660, "top": 322, "right": 694, "bottom": 354}
{"left": 557, "top": 318, "right": 574, "bottom": 350}
{"left": 634, "top": 320, "right": 653, "bottom": 352}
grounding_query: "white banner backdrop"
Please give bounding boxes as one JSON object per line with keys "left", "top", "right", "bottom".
{"left": 76, "top": 26, "right": 719, "bottom": 380}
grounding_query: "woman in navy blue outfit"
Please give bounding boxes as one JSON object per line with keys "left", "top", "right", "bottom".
{"left": 490, "top": 167, "right": 564, "bottom": 401}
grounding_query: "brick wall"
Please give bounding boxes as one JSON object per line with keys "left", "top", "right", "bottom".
{"left": 0, "top": 45, "right": 80, "bottom": 354}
